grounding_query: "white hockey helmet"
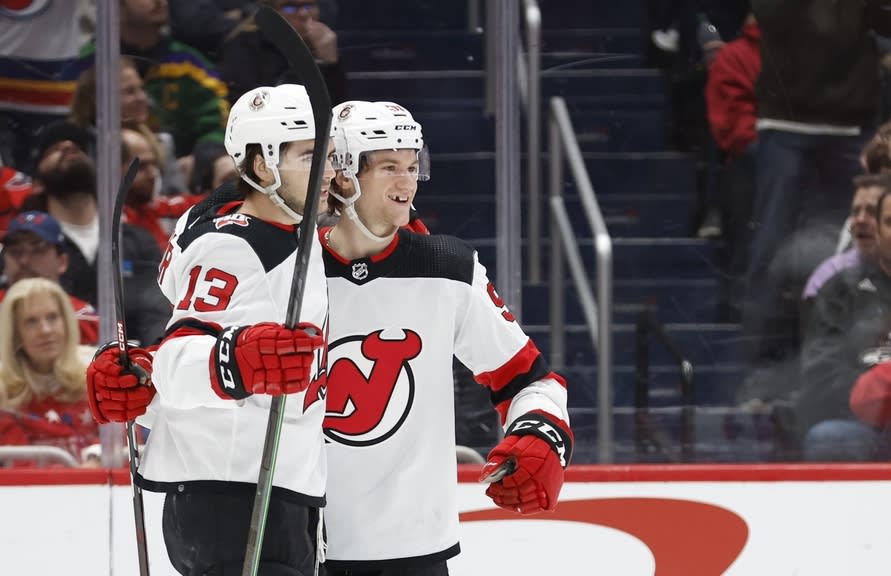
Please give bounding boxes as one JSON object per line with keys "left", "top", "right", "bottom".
{"left": 328, "top": 100, "right": 429, "bottom": 242}
{"left": 225, "top": 84, "right": 323, "bottom": 220}
{"left": 331, "top": 100, "right": 430, "bottom": 181}
{"left": 226, "top": 84, "right": 316, "bottom": 167}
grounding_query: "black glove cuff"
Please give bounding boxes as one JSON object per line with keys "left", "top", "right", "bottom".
{"left": 212, "top": 325, "right": 250, "bottom": 400}
{"left": 506, "top": 411, "right": 574, "bottom": 468}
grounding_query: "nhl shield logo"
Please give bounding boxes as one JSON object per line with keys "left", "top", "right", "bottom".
{"left": 351, "top": 262, "right": 369, "bottom": 281}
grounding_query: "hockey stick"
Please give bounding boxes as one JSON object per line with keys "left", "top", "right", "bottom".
{"left": 111, "top": 157, "right": 151, "bottom": 576}
{"left": 243, "top": 7, "right": 332, "bottom": 576}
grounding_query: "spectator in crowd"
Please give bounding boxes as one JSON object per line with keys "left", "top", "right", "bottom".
{"left": 168, "top": 0, "right": 338, "bottom": 60}
{"left": 24, "top": 124, "right": 171, "bottom": 346}
{"left": 218, "top": 0, "right": 347, "bottom": 107}
{"left": 704, "top": 11, "right": 760, "bottom": 321}
{"left": 743, "top": 1, "right": 891, "bottom": 391}
{"left": 168, "top": 0, "right": 258, "bottom": 60}
{"left": 79, "top": 0, "right": 230, "bottom": 162}
{"left": 802, "top": 175, "right": 891, "bottom": 302}
{"left": 67, "top": 56, "right": 189, "bottom": 196}
{"left": 188, "top": 141, "right": 238, "bottom": 196}
{"left": 120, "top": 127, "right": 205, "bottom": 250}
{"left": 797, "top": 190, "right": 891, "bottom": 461}
{"left": 0, "top": 211, "right": 99, "bottom": 345}
{"left": 822, "top": 125, "right": 891, "bottom": 272}
{"left": 0, "top": 1, "right": 84, "bottom": 169}
{"left": 740, "top": 176, "right": 891, "bottom": 423}
{"left": 0, "top": 278, "right": 98, "bottom": 465}
{"left": 862, "top": 122, "right": 891, "bottom": 175}
{"left": 705, "top": 12, "right": 759, "bottom": 159}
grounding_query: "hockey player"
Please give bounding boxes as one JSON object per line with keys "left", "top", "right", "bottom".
{"left": 87, "top": 84, "right": 332, "bottom": 575}
{"left": 315, "top": 100, "right": 573, "bottom": 575}
{"left": 86, "top": 98, "right": 572, "bottom": 575}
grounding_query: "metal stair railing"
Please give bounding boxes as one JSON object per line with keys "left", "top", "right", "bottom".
{"left": 484, "top": 0, "right": 543, "bottom": 289}
{"left": 0, "top": 445, "right": 79, "bottom": 467}
{"left": 548, "top": 96, "right": 614, "bottom": 463}
{"left": 517, "top": 0, "right": 542, "bottom": 284}
{"left": 634, "top": 305, "right": 695, "bottom": 462}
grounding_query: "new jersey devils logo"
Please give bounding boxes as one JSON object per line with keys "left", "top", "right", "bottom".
{"left": 324, "top": 329, "right": 422, "bottom": 446}
{"left": 0, "top": 0, "right": 51, "bottom": 19}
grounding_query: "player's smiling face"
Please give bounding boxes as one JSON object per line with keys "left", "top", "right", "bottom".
{"left": 275, "top": 139, "right": 335, "bottom": 214}
{"left": 354, "top": 149, "right": 419, "bottom": 231}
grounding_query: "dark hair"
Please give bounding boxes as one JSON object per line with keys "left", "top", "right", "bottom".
{"left": 876, "top": 190, "right": 891, "bottom": 228}
{"left": 235, "top": 142, "right": 288, "bottom": 196}
{"left": 863, "top": 136, "right": 891, "bottom": 174}
{"left": 69, "top": 56, "right": 140, "bottom": 129}
{"left": 854, "top": 173, "right": 891, "bottom": 194}
{"left": 191, "top": 142, "right": 229, "bottom": 194}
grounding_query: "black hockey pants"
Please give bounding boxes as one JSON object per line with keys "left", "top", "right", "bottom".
{"left": 162, "top": 487, "right": 321, "bottom": 575}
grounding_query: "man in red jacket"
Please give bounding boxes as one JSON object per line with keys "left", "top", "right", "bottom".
{"left": 705, "top": 14, "right": 760, "bottom": 158}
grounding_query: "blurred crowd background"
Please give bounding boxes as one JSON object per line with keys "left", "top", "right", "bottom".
{"left": 2, "top": 0, "right": 891, "bottom": 467}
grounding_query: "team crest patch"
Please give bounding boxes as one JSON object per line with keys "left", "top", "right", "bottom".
{"left": 248, "top": 89, "right": 269, "bottom": 111}
{"left": 214, "top": 213, "right": 251, "bottom": 229}
{"left": 338, "top": 104, "right": 353, "bottom": 120}
{"left": 351, "top": 262, "right": 369, "bottom": 280}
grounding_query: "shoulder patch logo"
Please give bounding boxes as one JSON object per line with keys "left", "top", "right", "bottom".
{"left": 214, "top": 213, "right": 250, "bottom": 229}
{"left": 351, "top": 262, "right": 369, "bottom": 281}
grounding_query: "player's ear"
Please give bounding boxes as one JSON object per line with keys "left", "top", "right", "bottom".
{"left": 253, "top": 153, "right": 273, "bottom": 185}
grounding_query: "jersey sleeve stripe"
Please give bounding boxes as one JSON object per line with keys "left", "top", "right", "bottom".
{"left": 476, "top": 338, "right": 567, "bottom": 399}
{"left": 492, "top": 370, "right": 567, "bottom": 425}
{"left": 475, "top": 339, "right": 567, "bottom": 424}
{"left": 474, "top": 339, "right": 541, "bottom": 392}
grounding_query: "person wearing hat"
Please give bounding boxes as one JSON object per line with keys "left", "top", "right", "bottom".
{"left": 22, "top": 128, "right": 172, "bottom": 347}
{"left": 0, "top": 211, "right": 98, "bottom": 345}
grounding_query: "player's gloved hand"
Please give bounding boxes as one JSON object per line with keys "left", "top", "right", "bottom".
{"left": 480, "top": 410, "right": 573, "bottom": 515}
{"left": 210, "top": 322, "right": 324, "bottom": 400}
{"left": 87, "top": 342, "right": 155, "bottom": 424}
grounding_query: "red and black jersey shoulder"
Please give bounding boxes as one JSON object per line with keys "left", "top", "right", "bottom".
{"left": 176, "top": 201, "right": 298, "bottom": 273}
{"left": 323, "top": 228, "right": 475, "bottom": 285}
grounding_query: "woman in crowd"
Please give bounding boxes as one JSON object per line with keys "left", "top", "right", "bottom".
{"left": 0, "top": 278, "right": 98, "bottom": 465}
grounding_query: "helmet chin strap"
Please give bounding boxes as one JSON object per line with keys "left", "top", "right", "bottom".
{"left": 329, "top": 174, "right": 394, "bottom": 243}
{"left": 239, "top": 163, "right": 303, "bottom": 223}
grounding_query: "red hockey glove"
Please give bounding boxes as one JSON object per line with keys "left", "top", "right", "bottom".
{"left": 851, "top": 362, "right": 891, "bottom": 427}
{"left": 87, "top": 342, "right": 155, "bottom": 424}
{"left": 209, "top": 322, "right": 324, "bottom": 400}
{"left": 480, "top": 411, "right": 573, "bottom": 515}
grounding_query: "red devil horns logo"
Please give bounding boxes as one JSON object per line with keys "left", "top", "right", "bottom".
{"left": 323, "top": 329, "right": 422, "bottom": 446}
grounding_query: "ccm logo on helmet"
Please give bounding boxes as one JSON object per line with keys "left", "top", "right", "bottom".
{"left": 394, "top": 125, "right": 417, "bottom": 131}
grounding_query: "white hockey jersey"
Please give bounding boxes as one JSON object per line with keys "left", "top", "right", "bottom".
{"left": 135, "top": 201, "right": 329, "bottom": 505}
{"left": 315, "top": 228, "right": 570, "bottom": 571}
